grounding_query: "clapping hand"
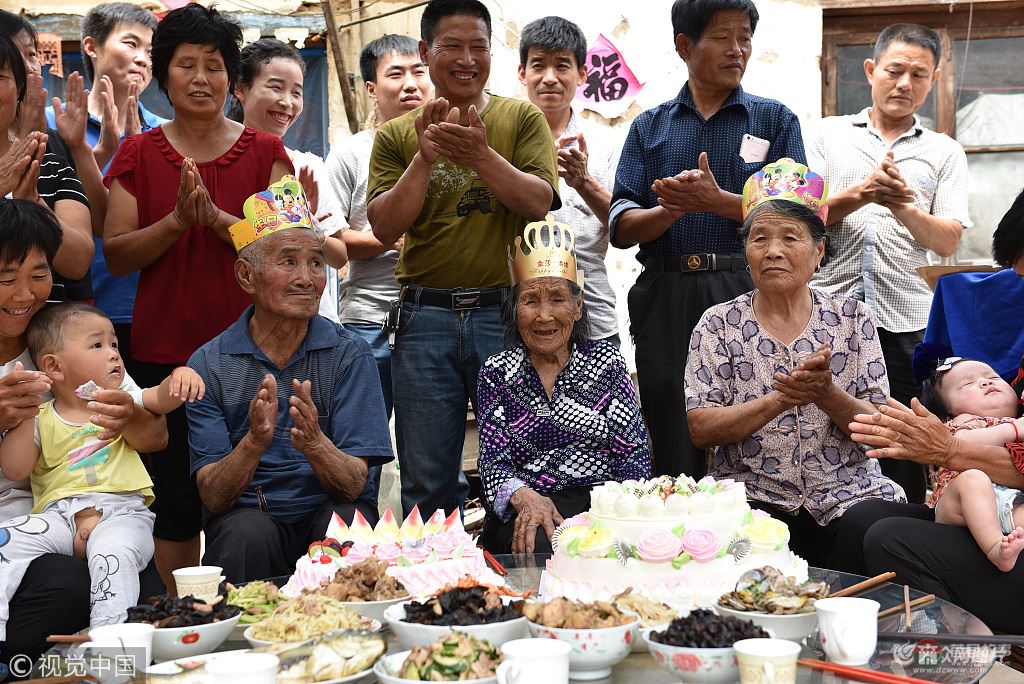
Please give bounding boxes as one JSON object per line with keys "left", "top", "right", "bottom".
{"left": 11, "top": 132, "right": 47, "bottom": 204}
{"left": 14, "top": 72, "right": 47, "bottom": 139}
{"left": 0, "top": 133, "right": 42, "bottom": 197}
{"left": 556, "top": 133, "right": 592, "bottom": 191}
{"left": 423, "top": 103, "right": 489, "bottom": 168}
{"left": 413, "top": 98, "right": 457, "bottom": 165}
{"left": 289, "top": 378, "right": 326, "bottom": 455}
{"left": 247, "top": 374, "right": 279, "bottom": 449}
{"left": 652, "top": 152, "right": 723, "bottom": 218}
{"left": 772, "top": 344, "right": 834, "bottom": 407}
{"left": 860, "top": 151, "right": 916, "bottom": 209}
{"left": 172, "top": 159, "right": 219, "bottom": 229}
{"left": 52, "top": 72, "right": 89, "bottom": 151}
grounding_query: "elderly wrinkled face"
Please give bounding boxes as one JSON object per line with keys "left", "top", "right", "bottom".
{"left": 243, "top": 230, "right": 326, "bottom": 320}
{"left": 0, "top": 247, "right": 52, "bottom": 340}
{"left": 744, "top": 208, "right": 824, "bottom": 293}
{"left": 938, "top": 360, "right": 1019, "bottom": 419}
{"left": 516, "top": 276, "right": 582, "bottom": 357}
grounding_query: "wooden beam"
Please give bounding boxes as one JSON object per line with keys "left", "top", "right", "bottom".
{"left": 936, "top": 29, "right": 954, "bottom": 137}
{"left": 321, "top": 0, "right": 360, "bottom": 135}
{"left": 964, "top": 144, "right": 1024, "bottom": 154}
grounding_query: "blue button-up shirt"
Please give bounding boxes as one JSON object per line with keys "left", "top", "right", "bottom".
{"left": 609, "top": 83, "right": 806, "bottom": 259}
{"left": 186, "top": 307, "right": 394, "bottom": 524}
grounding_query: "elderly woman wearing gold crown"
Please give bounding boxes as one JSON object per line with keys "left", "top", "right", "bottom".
{"left": 477, "top": 219, "right": 651, "bottom": 555}
{"left": 683, "top": 159, "right": 905, "bottom": 568}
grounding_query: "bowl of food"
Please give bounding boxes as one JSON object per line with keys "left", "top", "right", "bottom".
{"left": 384, "top": 585, "right": 528, "bottom": 650}
{"left": 374, "top": 633, "right": 501, "bottom": 683}
{"left": 316, "top": 558, "right": 411, "bottom": 624}
{"left": 643, "top": 609, "right": 769, "bottom": 683}
{"left": 521, "top": 598, "right": 637, "bottom": 680}
{"left": 243, "top": 594, "right": 381, "bottom": 648}
{"left": 612, "top": 590, "right": 678, "bottom": 653}
{"left": 226, "top": 580, "right": 282, "bottom": 641}
{"left": 127, "top": 594, "right": 242, "bottom": 662}
{"left": 275, "top": 630, "right": 386, "bottom": 684}
{"left": 716, "top": 566, "right": 829, "bottom": 642}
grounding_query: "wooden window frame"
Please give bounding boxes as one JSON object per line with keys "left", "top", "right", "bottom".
{"left": 821, "top": 1, "right": 1024, "bottom": 154}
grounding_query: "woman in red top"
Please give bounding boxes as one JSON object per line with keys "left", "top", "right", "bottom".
{"left": 102, "top": 4, "right": 291, "bottom": 593}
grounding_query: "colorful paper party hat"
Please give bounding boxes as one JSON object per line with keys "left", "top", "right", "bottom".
{"left": 229, "top": 175, "right": 316, "bottom": 252}
{"left": 741, "top": 158, "right": 828, "bottom": 222}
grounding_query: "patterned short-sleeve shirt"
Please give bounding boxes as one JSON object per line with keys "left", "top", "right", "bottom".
{"left": 683, "top": 289, "right": 906, "bottom": 524}
{"left": 477, "top": 340, "right": 651, "bottom": 521}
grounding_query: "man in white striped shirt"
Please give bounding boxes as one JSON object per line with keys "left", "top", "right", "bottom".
{"left": 808, "top": 23, "right": 970, "bottom": 503}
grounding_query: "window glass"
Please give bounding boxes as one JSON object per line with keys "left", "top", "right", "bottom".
{"left": 959, "top": 151, "right": 1024, "bottom": 260}
{"left": 954, "top": 37, "right": 1024, "bottom": 146}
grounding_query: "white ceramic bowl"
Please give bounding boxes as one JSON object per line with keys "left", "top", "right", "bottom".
{"left": 642, "top": 630, "right": 739, "bottom": 683}
{"left": 715, "top": 606, "right": 819, "bottom": 642}
{"left": 149, "top": 613, "right": 241, "bottom": 662}
{"left": 338, "top": 594, "right": 410, "bottom": 624}
{"left": 373, "top": 651, "right": 498, "bottom": 684}
{"left": 383, "top": 600, "right": 529, "bottom": 650}
{"left": 525, "top": 617, "right": 637, "bottom": 680}
{"left": 242, "top": 618, "right": 382, "bottom": 649}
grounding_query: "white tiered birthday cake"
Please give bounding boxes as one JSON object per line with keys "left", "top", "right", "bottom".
{"left": 538, "top": 476, "right": 808, "bottom": 612}
{"left": 281, "top": 506, "right": 503, "bottom": 597}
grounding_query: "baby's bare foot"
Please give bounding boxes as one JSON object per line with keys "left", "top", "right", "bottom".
{"left": 73, "top": 509, "right": 102, "bottom": 560}
{"left": 988, "top": 526, "right": 1024, "bottom": 571}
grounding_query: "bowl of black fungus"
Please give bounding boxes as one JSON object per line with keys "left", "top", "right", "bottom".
{"left": 383, "top": 585, "right": 528, "bottom": 649}
{"left": 643, "top": 609, "right": 769, "bottom": 683}
{"left": 127, "top": 593, "right": 241, "bottom": 661}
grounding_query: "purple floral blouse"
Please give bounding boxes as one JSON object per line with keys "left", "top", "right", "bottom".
{"left": 683, "top": 289, "right": 906, "bottom": 524}
{"left": 478, "top": 340, "right": 651, "bottom": 522}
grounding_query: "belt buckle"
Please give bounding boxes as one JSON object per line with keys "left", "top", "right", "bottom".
{"left": 683, "top": 254, "right": 710, "bottom": 272}
{"left": 451, "top": 290, "right": 481, "bottom": 310}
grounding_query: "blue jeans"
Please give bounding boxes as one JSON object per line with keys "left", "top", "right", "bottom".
{"left": 392, "top": 286, "right": 506, "bottom": 518}
{"left": 343, "top": 323, "right": 393, "bottom": 499}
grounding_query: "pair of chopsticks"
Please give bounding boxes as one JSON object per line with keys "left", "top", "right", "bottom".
{"left": 799, "top": 658, "right": 934, "bottom": 684}
{"left": 878, "top": 591, "right": 936, "bottom": 620}
{"left": 831, "top": 572, "right": 896, "bottom": 598}
{"left": 482, "top": 549, "right": 508, "bottom": 576}
{"left": 828, "top": 573, "right": 935, "bottom": 623}
{"left": 46, "top": 634, "right": 89, "bottom": 644}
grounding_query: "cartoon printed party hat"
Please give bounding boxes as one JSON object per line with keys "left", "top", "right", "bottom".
{"left": 229, "top": 175, "right": 316, "bottom": 252}
{"left": 741, "top": 158, "right": 828, "bottom": 222}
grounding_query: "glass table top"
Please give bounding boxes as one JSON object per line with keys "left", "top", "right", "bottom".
{"left": 491, "top": 554, "right": 1000, "bottom": 684}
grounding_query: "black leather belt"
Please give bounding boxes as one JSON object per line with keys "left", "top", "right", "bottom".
{"left": 408, "top": 286, "right": 508, "bottom": 310}
{"left": 644, "top": 253, "right": 747, "bottom": 273}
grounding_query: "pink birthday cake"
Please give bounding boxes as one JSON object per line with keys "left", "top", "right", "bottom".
{"left": 281, "top": 506, "right": 503, "bottom": 597}
{"left": 538, "top": 475, "right": 808, "bottom": 612}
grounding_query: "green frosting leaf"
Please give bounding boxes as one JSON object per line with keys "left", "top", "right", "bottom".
{"left": 605, "top": 549, "right": 618, "bottom": 559}
{"left": 774, "top": 542, "right": 784, "bottom": 551}
{"left": 672, "top": 523, "right": 686, "bottom": 537}
{"left": 716, "top": 545, "right": 728, "bottom": 558}
{"left": 743, "top": 510, "right": 754, "bottom": 525}
{"left": 567, "top": 538, "right": 581, "bottom": 557}
{"left": 453, "top": 544, "right": 465, "bottom": 559}
{"left": 396, "top": 555, "right": 413, "bottom": 567}
{"left": 671, "top": 553, "right": 692, "bottom": 569}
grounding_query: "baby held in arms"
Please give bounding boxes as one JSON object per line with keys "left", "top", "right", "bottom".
{"left": 0, "top": 303, "right": 203, "bottom": 634}
{"left": 920, "top": 357, "right": 1024, "bottom": 571}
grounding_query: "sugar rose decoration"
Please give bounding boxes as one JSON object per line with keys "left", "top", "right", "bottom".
{"left": 680, "top": 528, "right": 721, "bottom": 562}
{"left": 636, "top": 529, "right": 684, "bottom": 563}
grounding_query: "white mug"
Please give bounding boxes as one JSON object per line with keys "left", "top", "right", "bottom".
{"left": 497, "top": 638, "right": 571, "bottom": 684}
{"left": 815, "top": 597, "right": 880, "bottom": 665}
{"left": 206, "top": 653, "right": 279, "bottom": 684}
{"left": 734, "top": 638, "right": 801, "bottom": 684}
{"left": 172, "top": 565, "right": 225, "bottom": 601}
{"left": 88, "top": 623, "right": 155, "bottom": 668}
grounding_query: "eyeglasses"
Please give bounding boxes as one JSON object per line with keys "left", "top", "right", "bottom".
{"left": 935, "top": 356, "right": 964, "bottom": 374}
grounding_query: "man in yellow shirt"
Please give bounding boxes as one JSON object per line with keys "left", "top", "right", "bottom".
{"left": 367, "top": 0, "right": 558, "bottom": 519}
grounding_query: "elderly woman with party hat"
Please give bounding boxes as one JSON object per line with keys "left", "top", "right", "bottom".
{"left": 478, "top": 218, "right": 651, "bottom": 555}
{"left": 185, "top": 177, "right": 393, "bottom": 583}
{"left": 683, "top": 159, "right": 905, "bottom": 568}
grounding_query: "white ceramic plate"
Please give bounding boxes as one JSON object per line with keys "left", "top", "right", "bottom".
{"left": 242, "top": 620, "right": 382, "bottom": 649}
{"left": 146, "top": 650, "right": 375, "bottom": 684}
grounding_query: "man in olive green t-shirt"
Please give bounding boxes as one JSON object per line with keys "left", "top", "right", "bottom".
{"left": 366, "top": 0, "right": 559, "bottom": 519}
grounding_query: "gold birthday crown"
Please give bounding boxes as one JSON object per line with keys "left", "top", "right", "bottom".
{"left": 508, "top": 215, "right": 583, "bottom": 288}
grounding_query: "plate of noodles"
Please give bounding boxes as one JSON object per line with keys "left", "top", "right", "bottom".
{"left": 243, "top": 594, "right": 381, "bottom": 648}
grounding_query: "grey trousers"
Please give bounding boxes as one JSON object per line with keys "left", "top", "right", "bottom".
{"left": 0, "top": 493, "right": 154, "bottom": 640}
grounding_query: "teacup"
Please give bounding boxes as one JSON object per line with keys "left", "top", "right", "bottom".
{"left": 88, "top": 623, "right": 155, "bottom": 668}
{"left": 206, "top": 653, "right": 279, "bottom": 684}
{"left": 497, "top": 638, "right": 570, "bottom": 684}
{"left": 172, "top": 565, "right": 225, "bottom": 601}
{"left": 734, "top": 638, "right": 801, "bottom": 684}
{"left": 815, "top": 597, "right": 879, "bottom": 666}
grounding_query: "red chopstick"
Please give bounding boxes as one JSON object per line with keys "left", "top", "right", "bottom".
{"left": 482, "top": 549, "right": 508, "bottom": 576}
{"left": 798, "top": 659, "right": 935, "bottom": 684}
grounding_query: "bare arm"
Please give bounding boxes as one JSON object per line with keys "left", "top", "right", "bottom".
{"left": 688, "top": 392, "right": 795, "bottom": 449}
{"left": 323, "top": 234, "right": 348, "bottom": 269}
{"left": 613, "top": 205, "right": 678, "bottom": 246}
{"left": 51, "top": 199, "right": 95, "bottom": 280}
{"left": 52, "top": 73, "right": 108, "bottom": 237}
{"left": 289, "top": 379, "right": 367, "bottom": 501}
{"left": 367, "top": 153, "right": 433, "bottom": 245}
{"left": 887, "top": 205, "right": 962, "bottom": 257}
{"left": 0, "top": 417, "right": 40, "bottom": 482}
{"left": 343, "top": 230, "right": 401, "bottom": 260}
{"left": 194, "top": 374, "right": 276, "bottom": 513}
{"left": 142, "top": 367, "right": 206, "bottom": 416}
{"left": 87, "top": 388, "right": 168, "bottom": 452}
{"left": 103, "top": 177, "right": 189, "bottom": 275}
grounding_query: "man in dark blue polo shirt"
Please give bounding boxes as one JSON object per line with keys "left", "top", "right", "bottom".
{"left": 186, "top": 180, "right": 393, "bottom": 583}
{"left": 609, "top": 0, "right": 805, "bottom": 478}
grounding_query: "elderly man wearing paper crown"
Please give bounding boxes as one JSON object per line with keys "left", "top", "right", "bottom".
{"left": 184, "top": 177, "right": 394, "bottom": 583}
{"left": 683, "top": 159, "right": 905, "bottom": 568}
{"left": 476, "top": 217, "right": 650, "bottom": 555}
